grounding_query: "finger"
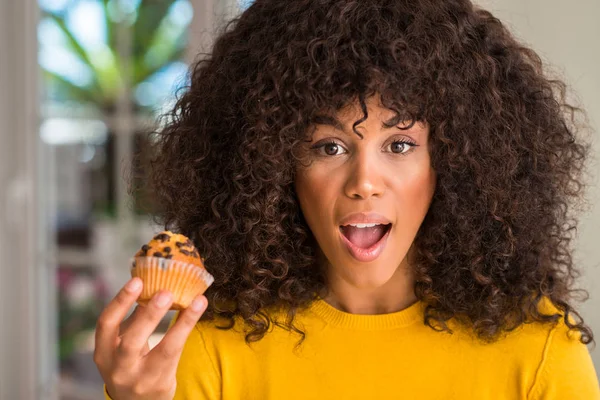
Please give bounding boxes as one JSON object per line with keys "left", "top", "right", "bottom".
{"left": 118, "top": 305, "right": 142, "bottom": 336}
{"left": 118, "top": 306, "right": 152, "bottom": 355}
{"left": 94, "top": 278, "right": 143, "bottom": 364}
{"left": 117, "top": 290, "right": 173, "bottom": 358}
{"left": 147, "top": 295, "right": 208, "bottom": 368}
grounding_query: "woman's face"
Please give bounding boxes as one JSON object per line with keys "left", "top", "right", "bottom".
{"left": 295, "top": 95, "right": 436, "bottom": 289}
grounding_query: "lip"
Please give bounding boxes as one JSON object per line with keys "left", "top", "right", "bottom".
{"left": 339, "top": 224, "right": 392, "bottom": 262}
{"left": 339, "top": 212, "right": 392, "bottom": 226}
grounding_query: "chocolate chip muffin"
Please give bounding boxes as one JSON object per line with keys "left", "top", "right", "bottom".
{"left": 131, "top": 231, "right": 214, "bottom": 310}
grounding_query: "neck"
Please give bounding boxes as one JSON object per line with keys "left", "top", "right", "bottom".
{"left": 319, "top": 259, "right": 419, "bottom": 315}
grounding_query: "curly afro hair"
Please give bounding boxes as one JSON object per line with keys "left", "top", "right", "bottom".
{"left": 138, "top": 0, "right": 595, "bottom": 346}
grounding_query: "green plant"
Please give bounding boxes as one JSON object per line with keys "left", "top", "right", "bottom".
{"left": 40, "top": 0, "right": 192, "bottom": 112}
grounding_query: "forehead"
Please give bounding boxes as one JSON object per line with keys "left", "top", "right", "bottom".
{"left": 312, "top": 94, "right": 424, "bottom": 126}
{"left": 309, "top": 110, "right": 426, "bottom": 137}
{"left": 317, "top": 96, "right": 396, "bottom": 120}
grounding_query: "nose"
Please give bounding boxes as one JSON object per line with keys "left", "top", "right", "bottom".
{"left": 343, "top": 152, "right": 385, "bottom": 200}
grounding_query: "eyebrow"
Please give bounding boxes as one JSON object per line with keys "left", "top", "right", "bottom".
{"left": 311, "top": 113, "right": 417, "bottom": 135}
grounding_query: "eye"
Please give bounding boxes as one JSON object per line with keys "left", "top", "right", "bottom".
{"left": 387, "top": 140, "right": 417, "bottom": 154}
{"left": 312, "top": 141, "right": 347, "bottom": 156}
{"left": 310, "top": 139, "right": 417, "bottom": 157}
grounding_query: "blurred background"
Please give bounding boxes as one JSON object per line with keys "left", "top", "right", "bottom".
{"left": 0, "top": 0, "right": 598, "bottom": 399}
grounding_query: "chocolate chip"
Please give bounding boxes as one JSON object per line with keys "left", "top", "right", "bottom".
{"left": 164, "top": 254, "right": 173, "bottom": 259}
{"left": 163, "top": 246, "right": 171, "bottom": 253}
{"left": 153, "top": 252, "right": 163, "bottom": 257}
{"left": 141, "top": 244, "right": 149, "bottom": 251}
{"left": 175, "top": 241, "right": 184, "bottom": 248}
{"left": 153, "top": 233, "right": 170, "bottom": 242}
{"left": 179, "top": 249, "right": 191, "bottom": 256}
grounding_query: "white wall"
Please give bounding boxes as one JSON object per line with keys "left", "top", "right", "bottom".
{"left": 476, "top": 0, "right": 600, "bottom": 371}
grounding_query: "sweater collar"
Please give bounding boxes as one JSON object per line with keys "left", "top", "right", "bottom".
{"left": 309, "top": 297, "right": 425, "bottom": 330}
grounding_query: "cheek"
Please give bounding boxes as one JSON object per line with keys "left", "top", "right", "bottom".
{"left": 295, "top": 167, "right": 342, "bottom": 238}
{"left": 295, "top": 169, "right": 329, "bottom": 219}
{"left": 392, "top": 165, "right": 436, "bottom": 212}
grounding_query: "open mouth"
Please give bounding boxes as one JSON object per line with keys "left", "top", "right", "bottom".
{"left": 339, "top": 223, "right": 392, "bottom": 249}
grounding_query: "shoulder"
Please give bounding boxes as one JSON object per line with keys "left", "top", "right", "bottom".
{"left": 191, "top": 308, "right": 304, "bottom": 349}
{"left": 193, "top": 315, "right": 249, "bottom": 349}
{"left": 486, "top": 299, "right": 599, "bottom": 400}
{"left": 524, "top": 316, "right": 599, "bottom": 399}
{"left": 439, "top": 299, "right": 598, "bottom": 399}
{"left": 168, "top": 312, "right": 248, "bottom": 372}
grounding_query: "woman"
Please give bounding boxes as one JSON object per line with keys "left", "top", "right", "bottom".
{"left": 94, "top": 0, "right": 600, "bottom": 398}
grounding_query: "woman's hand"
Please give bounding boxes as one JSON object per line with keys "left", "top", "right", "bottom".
{"left": 94, "top": 277, "right": 208, "bottom": 400}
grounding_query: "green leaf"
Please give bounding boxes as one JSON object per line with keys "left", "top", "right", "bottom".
{"left": 133, "top": 0, "right": 175, "bottom": 58}
{"left": 47, "top": 12, "right": 122, "bottom": 105}
{"left": 101, "top": 0, "right": 115, "bottom": 51}
{"left": 42, "top": 70, "right": 103, "bottom": 105}
{"left": 42, "top": 1, "right": 190, "bottom": 109}
{"left": 134, "top": 46, "right": 186, "bottom": 84}
{"left": 46, "top": 14, "right": 100, "bottom": 87}
{"left": 138, "top": 16, "right": 189, "bottom": 81}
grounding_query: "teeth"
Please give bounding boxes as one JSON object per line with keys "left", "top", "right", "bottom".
{"left": 347, "top": 223, "right": 380, "bottom": 228}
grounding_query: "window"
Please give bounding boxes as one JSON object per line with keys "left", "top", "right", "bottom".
{"left": 37, "top": 0, "right": 194, "bottom": 396}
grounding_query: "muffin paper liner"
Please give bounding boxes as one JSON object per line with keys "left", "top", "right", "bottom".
{"left": 131, "top": 256, "right": 214, "bottom": 310}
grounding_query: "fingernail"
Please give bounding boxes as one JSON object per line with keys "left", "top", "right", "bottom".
{"left": 190, "top": 297, "right": 205, "bottom": 312}
{"left": 154, "top": 291, "right": 172, "bottom": 308}
{"left": 125, "top": 278, "right": 141, "bottom": 293}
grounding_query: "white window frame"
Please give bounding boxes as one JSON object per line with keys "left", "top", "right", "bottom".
{"left": 0, "top": 0, "right": 58, "bottom": 399}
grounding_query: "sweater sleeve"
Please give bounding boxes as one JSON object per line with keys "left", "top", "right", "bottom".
{"left": 173, "top": 316, "right": 222, "bottom": 400}
{"left": 102, "top": 314, "right": 222, "bottom": 400}
{"left": 528, "top": 320, "right": 600, "bottom": 400}
{"left": 103, "top": 385, "right": 113, "bottom": 400}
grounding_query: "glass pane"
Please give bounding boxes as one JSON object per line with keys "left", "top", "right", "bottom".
{"left": 239, "top": 0, "right": 253, "bottom": 11}
{"left": 38, "top": 0, "right": 110, "bottom": 114}
{"left": 57, "top": 265, "right": 108, "bottom": 385}
{"left": 39, "top": 0, "right": 193, "bottom": 116}
{"left": 132, "top": 131, "right": 160, "bottom": 216}
{"left": 133, "top": 0, "right": 193, "bottom": 114}
{"left": 37, "top": 0, "right": 193, "bottom": 397}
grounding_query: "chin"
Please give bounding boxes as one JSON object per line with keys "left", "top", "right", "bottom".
{"left": 337, "top": 257, "right": 400, "bottom": 289}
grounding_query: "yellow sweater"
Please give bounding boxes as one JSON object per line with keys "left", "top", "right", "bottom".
{"left": 104, "top": 298, "right": 599, "bottom": 399}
